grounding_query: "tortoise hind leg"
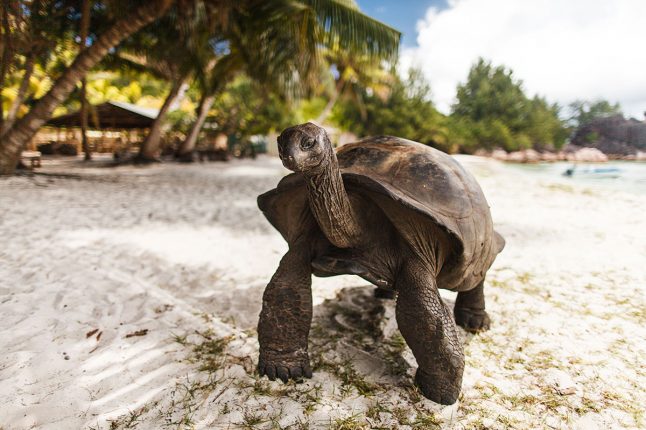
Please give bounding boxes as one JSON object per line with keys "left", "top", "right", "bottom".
{"left": 454, "top": 279, "right": 491, "bottom": 333}
{"left": 395, "top": 258, "right": 464, "bottom": 404}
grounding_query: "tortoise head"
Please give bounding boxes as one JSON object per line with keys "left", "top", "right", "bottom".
{"left": 277, "top": 123, "right": 333, "bottom": 175}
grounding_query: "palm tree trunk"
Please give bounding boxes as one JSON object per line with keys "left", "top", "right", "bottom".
{"left": 316, "top": 76, "right": 346, "bottom": 124}
{"left": 136, "top": 77, "right": 185, "bottom": 162}
{"left": 2, "top": 54, "right": 34, "bottom": 135}
{"left": 80, "top": 0, "right": 91, "bottom": 161}
{"left": 176, "top": 93, "right": 215, "bottom": 162}
{"left": 0, "top": 2, "right": 13, "bottom": 134}
{"left": 0, "top": 0, "right": 173, "bottom": 175}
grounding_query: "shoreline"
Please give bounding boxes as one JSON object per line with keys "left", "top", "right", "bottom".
{"left": 471, "top": 147, "right": 646, "bottom": 163}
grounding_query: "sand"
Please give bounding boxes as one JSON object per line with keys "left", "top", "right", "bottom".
{"left": 0, "top": 155, "right": 644, "bottom": 429}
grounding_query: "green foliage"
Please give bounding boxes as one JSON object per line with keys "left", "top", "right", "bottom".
{"left": 296, "top": 97, "right": 328, "bottom": 123}
{"left": 568, "top": 99, "right": 622, "bottom": 128}
{"left": 451, "top": 58, "right": 568, "bottom": 151}
{"left": 55, "top": 70, "right": 171, "bottom": 116}
{"left": 453, "top": 59, "right": 527, "bottom": 131}
{"left": 584, "top": 131, "right": 600, "bottom": 143}
{"left": 333, "top": 69, "right": 450, "bottom": 151}
{"left": 207, "top": 76, "right": 297, "bottom": 139}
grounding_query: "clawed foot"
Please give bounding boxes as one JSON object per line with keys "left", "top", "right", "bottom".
{"left": 415, "top": 369, "right": 460, "bottom": 405}
{"left": 454, "top": 307, "right": 491, "bottom": 333}
{"left": 258, "top": 349, "right": 313, "bottom": 383}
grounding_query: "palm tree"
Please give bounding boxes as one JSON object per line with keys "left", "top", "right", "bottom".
{"left": 0, "top": 0, "right": 173, "bottom": 175}
{"left": 79, "top": 0, "right": 92, "bottom": 160}
{"left": 0, "top": 0, "right": 75, "bottom": 136}
{"left": 175, "top": 0, "right": 400, "bottom": 161}
{"left": 119, "top": 0, "right": 220, "bottom": 162}
{"left": 316, "top": 49, "right": 394, "bottom": 124}
{"left": 175, "top": 54, "right": 239, "bottom": 161}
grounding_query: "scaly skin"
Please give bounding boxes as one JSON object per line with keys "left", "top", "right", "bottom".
{"left": 396, "top": 257, "right": 464, "bottom": 404}
{"left": 257, "top": 238, "right": 314, "bottom": 382}
{"left": 454, "top": 280, "right": 491, "bottom": 333}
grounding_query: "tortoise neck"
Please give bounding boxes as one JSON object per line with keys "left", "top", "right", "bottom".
{"left": 304, "top": 153, "right": 362, "bottom": 248}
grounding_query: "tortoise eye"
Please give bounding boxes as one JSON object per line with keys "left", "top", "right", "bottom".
{"left": 301, "top": 138, "right": 315, "bottom": 150}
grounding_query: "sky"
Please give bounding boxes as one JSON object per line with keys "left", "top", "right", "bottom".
{"left": 358, "top": 0, "right": 646, "bottom": 119}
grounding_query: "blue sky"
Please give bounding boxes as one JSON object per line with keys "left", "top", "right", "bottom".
{"left": 357, "top": 0, "right": 447, "bottom": 47}
{"left": 359, "top": 0, "right": 646, "bottom": 118}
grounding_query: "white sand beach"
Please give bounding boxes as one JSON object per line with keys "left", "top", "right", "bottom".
{"left": 0, "top": 155, "right": 644, "bottom": 429}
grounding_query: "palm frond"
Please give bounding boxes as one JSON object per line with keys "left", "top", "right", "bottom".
{"left": 302, "top": 0, "right": 400, "bottom": 62}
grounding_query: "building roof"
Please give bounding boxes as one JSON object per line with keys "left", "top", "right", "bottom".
{"left": 46, "top": 101, "right": 159, "bottom": 129}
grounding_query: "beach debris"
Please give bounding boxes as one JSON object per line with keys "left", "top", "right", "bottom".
{"left": 125, "top": 329, "right": 149, "bottom": 338}
{"left": 154, "top": 304, "right": 174, "bottom": 313}
{"left": 545, "top": 368, "right": 577, "bottom": 395}
{"left": 85, "top": 328, "right": 99, "bottom": 338}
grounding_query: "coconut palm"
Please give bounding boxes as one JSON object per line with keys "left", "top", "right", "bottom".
{"left": 0, "top": 0, "right": 173, "bottom": 175}
{"left": 0, "top": 0, "right": 77, "bottom": 135}
{"left": 121, "top": 0, "right": 222, "bottom": 162}
{"left": 316, "top": 48, "right": 394, "bottom": 124}
{"left": 0, "top": 0, "right": 399, "bottom": 174}
{"left": 79, "top": 0, "right": 92, "bottom": 160}
{"left": 175, "top": 0, "right": 400, "bottom": 161}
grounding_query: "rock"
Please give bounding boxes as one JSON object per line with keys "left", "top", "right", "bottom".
{"left": 506, "top": 149, "right": 541, "bottom": 163}
{"left": 524, "top": 149, "right": 541, "bottom": 162}
{"left": 570, "top": 114, "right": 646, "bottom": 157}
{"left": 540, "top": 152, "right": 559, "bottom": 162}
{"left": 491, "top": 149, "right": 508, "bottom": 161}
{"left": 507, "top": 151, "right": 525, "bottom": 162}
{"left": 566, "top": 147, "right": 608, "bottom": 162}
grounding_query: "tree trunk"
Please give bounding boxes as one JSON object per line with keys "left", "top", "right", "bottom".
{"left": 80, "top": 0, "right": 91, "bottom": 161}
{"left": 0, "top": 2, "right": 13, "bottom": 133}
{"left": 0, "top": 0, "right": 173, "bottom": 175}
{"left": 136, "top": 77, "right": 185, "bottom": 162}
{"left": 316, "top": 76, "right": 346, "bottom": 124}
{"left": 176, "top": 94, "right": 215, "bottom": 162}
{"left": 2, "top": 54, "right": 34, "bottom": 135}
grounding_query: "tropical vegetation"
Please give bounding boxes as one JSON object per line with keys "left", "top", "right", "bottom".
{"left": 0, "top": 1, "right": 627, "bottom": 175}
{"left": 0, "top": 0, "right": 399, "bottom": 174}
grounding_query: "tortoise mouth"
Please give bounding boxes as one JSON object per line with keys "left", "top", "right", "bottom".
{"left": 280, "top": 153, "right": 326, "bottom": 174}
{"left": 279, "top": 153, "right": 298, "bottom": 171}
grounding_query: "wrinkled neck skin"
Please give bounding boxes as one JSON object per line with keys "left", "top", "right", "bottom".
{"left": 303, "top": 149, "right": 362, "bottom": 249}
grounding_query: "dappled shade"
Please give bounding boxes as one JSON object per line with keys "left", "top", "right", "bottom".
{"left": 46, "top": 101, "right": 159, "bottom": 130}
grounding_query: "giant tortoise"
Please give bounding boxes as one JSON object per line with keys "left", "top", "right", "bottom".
{"left": 257, "top": 123, "right": 505, "bottom": 404}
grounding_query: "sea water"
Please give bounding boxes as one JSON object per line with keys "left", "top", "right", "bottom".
{"left": 505, "top": 161, "right": 646, "bottom": 195}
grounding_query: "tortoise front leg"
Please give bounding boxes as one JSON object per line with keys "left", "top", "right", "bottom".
{"left": 395, "top": 258, "right": 464, "bottom": 405}
{"left": 258, "top": 241, "right": 313, "bottom": 383}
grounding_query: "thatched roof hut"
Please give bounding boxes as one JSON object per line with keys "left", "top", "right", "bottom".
{"left": 47, "top": 101, "right": 158, "bottom": 130}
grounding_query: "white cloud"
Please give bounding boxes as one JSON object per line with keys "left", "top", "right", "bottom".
{"left": 401, "top": 0, "right": 646, "bottom": 118}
